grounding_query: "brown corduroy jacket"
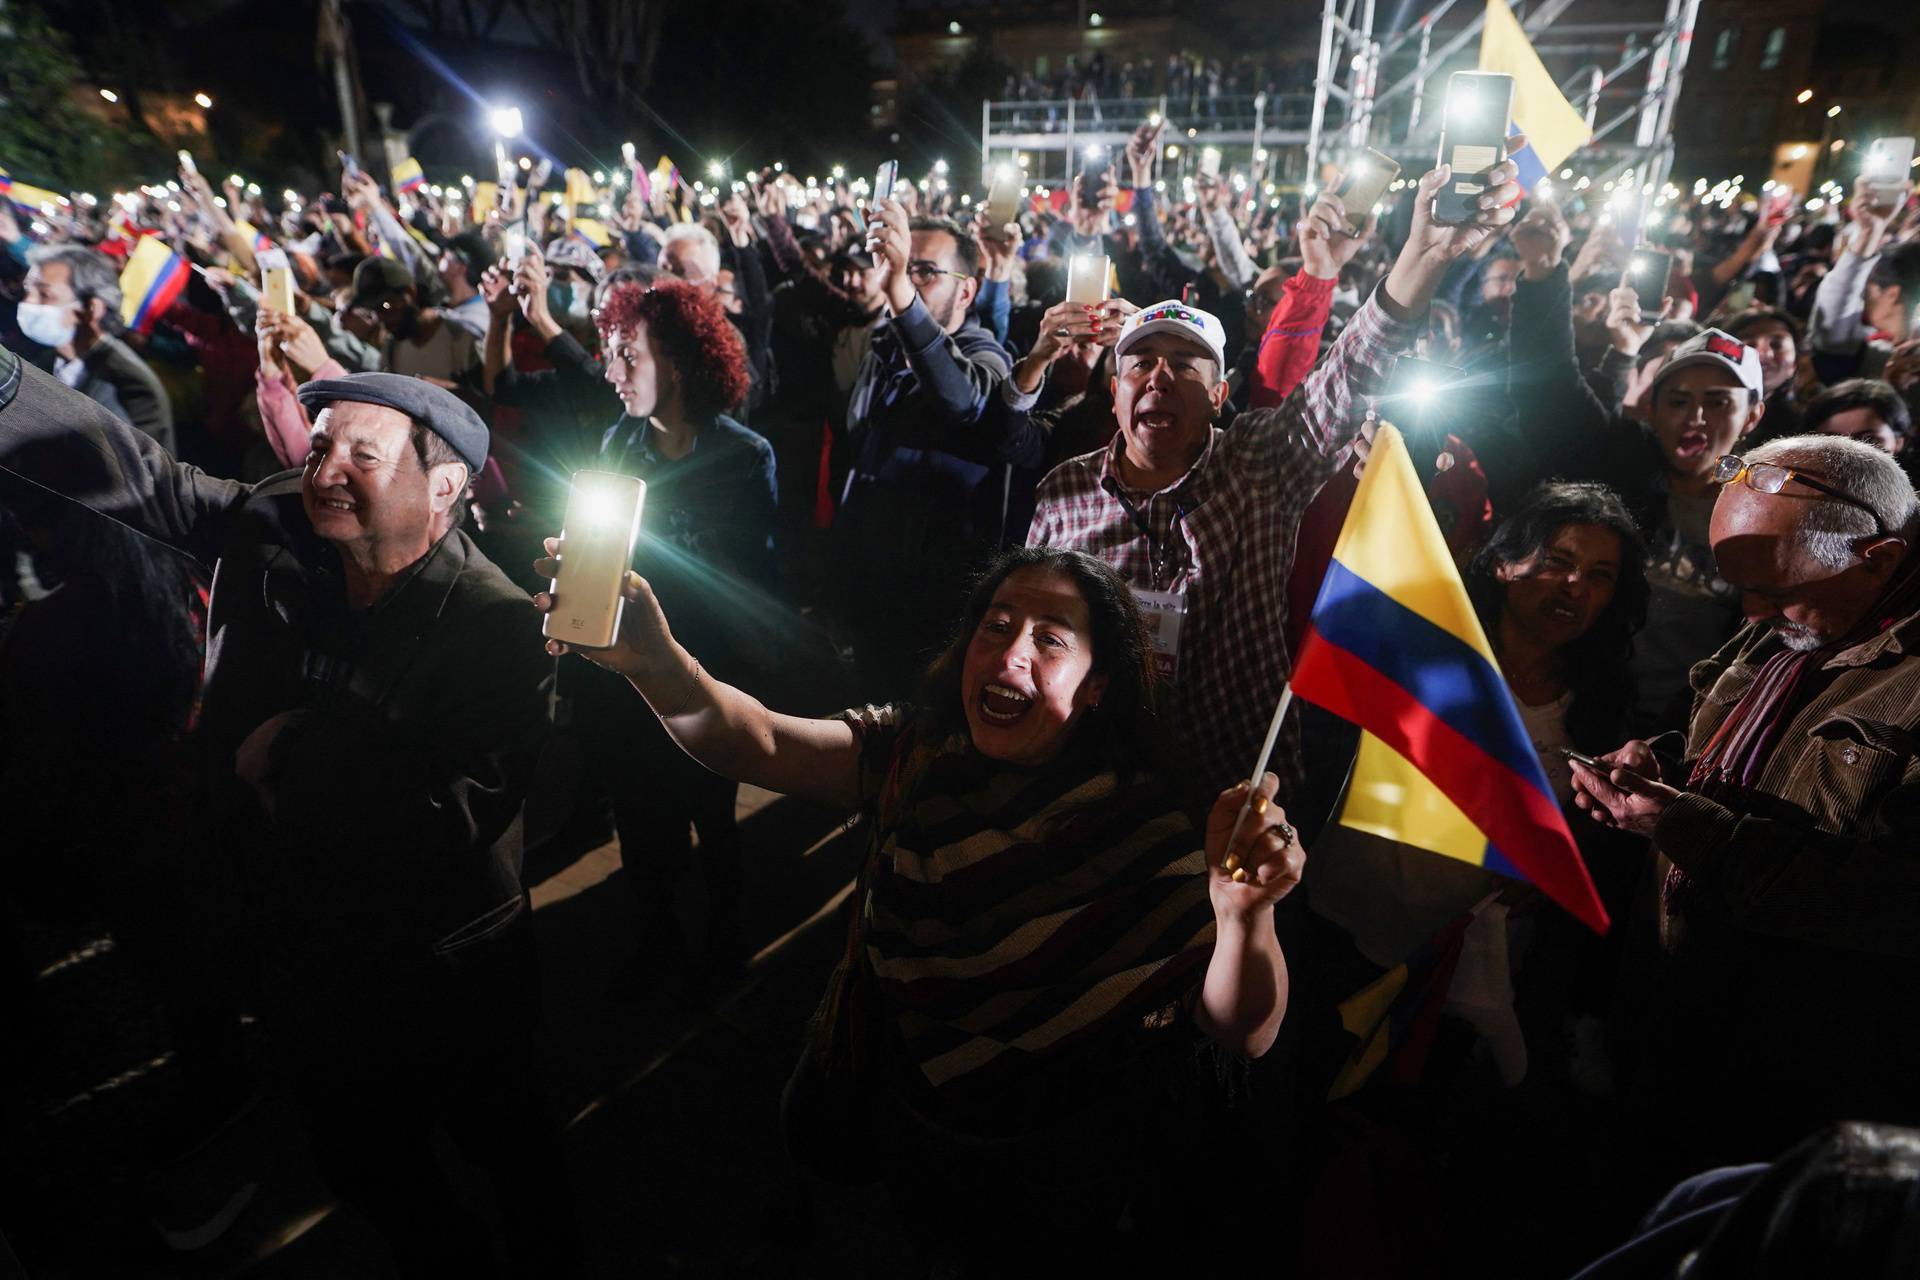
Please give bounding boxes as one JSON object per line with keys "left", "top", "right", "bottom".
{"left": 1655, "top": 591, "right": 1920, "bottom": 959}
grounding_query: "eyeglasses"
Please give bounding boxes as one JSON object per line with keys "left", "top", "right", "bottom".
{"left": 1712, "top": 455, "right": 1888, "bottom": 535}
{"left": 905, "top": 260, "right": 971, "bottom": 285}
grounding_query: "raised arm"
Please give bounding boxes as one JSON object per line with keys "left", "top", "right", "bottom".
{"left": 534, "top": 540, "right": 862, "bottom": 809}
{"left": 0, "top": 351, "right": 248, "bottom": 566}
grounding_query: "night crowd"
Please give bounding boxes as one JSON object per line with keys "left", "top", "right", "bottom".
{"left": 4, "top": 92, "right": 1920, "bottom": 1279}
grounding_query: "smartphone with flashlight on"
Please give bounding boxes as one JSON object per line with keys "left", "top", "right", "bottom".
{"left": 1627, "top": 245, "right": 1672, "bottom": 321}
{"left": 1433, "top": 71, "right": 1515, "bottom": 226}
{"left": 1864, "top": 136, "right": 1915, "bottom": 206}
{"left": 1079, "top": 150, "right": 1112, "bottom": 208}
{"left": 543, "top": 471, "right": 648, "bottom": 651}
{"left": 1199, "top": 147, "right": 1223, "bottom": 179}
{"left": 503, "top": 223, "right": 527, "bottom": 266}
{"left": 177, "top": 149, "right": 199, "bottom": 177}
{"left": 1332, "top": 147, "right": 1400, "bottom": 235}
{"left": 1065, "top": 253, "right": 1111, "bottom": 305}
{"left": 873, "top": 160, "right": 899, "bottom": 206}
{"left": 984, "top": 167, "right": 1021, "bottom": 241}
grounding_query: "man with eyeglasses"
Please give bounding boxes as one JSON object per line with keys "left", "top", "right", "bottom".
{"left": 1569, "top": 432, "right": 1920, "bottom": 1189}
{"left": 834, "top": 201, "right": 1041, "bottom": 698}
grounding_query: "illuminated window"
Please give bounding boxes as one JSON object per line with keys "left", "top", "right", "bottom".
{"left": 1760, "top": 27, "right": 1785, "bottom": 71}
{"left": 1712, "top": 29, "right": 1736, "bottom": 71}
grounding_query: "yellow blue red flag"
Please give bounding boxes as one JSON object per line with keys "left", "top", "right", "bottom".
{"left": 118, "top": 235, "right": 190, "bottom": 333}
{"left": 392, "top": 156, "right": 426, "bottom": 196}
{"left": 1291, "top": 422, "right": 1609, "bottom": 933}
{"left": 1478, "top": 0, "right": 1590, "bottom": 188}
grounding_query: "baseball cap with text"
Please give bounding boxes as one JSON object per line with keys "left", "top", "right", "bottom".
{"left": 1651, "top": 327, "right": 1765, "bottom": 399}
{"left": 1114, "top": 300, "right": 1229, "bottom": 370}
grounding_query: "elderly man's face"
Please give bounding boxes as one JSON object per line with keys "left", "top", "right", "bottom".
{"left": 1709, "top": 483, "right": 1902, "bottom": 651}
{"left": 302, "top": 402, "right": 438, "bottom": 554}
{"left": 663, "top": 239, "right": 719, "bottom": 290}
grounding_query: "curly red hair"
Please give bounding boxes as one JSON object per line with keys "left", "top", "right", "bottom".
{"left": 595, "top": 279, "right": 751, "bottom": 418}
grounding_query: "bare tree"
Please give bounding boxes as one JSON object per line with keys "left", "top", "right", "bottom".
{"left": 512, "top": 0, "right": 667, "bottom": 116}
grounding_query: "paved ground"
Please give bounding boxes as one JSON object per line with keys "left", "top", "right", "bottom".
{"left": 3, "top": 746, "right": 925, "bottom": 1277}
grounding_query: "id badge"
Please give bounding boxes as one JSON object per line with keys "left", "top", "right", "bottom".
{"left": 1132, "top": 587, "right": 1188, "bottom": 681}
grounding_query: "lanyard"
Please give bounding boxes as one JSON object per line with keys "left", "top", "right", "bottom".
{"left": 1101, "top": 475, "right": 1188, "bottom": 591}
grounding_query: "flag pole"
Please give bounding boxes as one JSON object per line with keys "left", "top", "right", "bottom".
{"left": 1221, "top": 682, "right": 1294, "bottom": 878}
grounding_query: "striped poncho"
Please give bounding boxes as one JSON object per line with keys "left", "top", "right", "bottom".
{"left": 836, "top": 705, "right": 1217, "bottom": 1124}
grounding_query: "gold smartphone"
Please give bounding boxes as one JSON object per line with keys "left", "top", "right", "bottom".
{"left": 1332, "top": 148, "right": 1400, "bottom": 234}
{"left": 542, "top": 471, "right": 647, "bottom": 651}
{"left": 258, "top": 248, "right": 295, "bottom": 314}
{"left": 984, "top": 167, "right": 1022, "bottom": 240}
{"left": 1066, "top": 253, "right": 1111, "bottom": 304}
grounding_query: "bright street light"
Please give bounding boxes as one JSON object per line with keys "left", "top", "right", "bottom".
{"left": 490, "top": 106, "right": 524, "bottom": 138}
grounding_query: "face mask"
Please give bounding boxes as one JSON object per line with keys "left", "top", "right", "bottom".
{"left": 569, "top": 281, "right": 592, "bottom": 320}
{"left": 17, "top": 302, "right": 78, "bottom": 350}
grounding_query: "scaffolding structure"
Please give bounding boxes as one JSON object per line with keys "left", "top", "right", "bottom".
{"left": 1304, "top": 0, "right": 1702, "bottom": 225}
{"left": 979, "top": 0, "right": 1702, "bottom": 224}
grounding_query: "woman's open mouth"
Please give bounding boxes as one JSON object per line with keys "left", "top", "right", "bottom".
{"left": 979, "top": 683, "right": 1034, "bottom": 724}
{"left": 1673, "top": 430, "right": 1710, "bottom": 460}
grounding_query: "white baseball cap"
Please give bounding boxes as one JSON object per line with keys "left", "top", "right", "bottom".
{"left": 1652, "top": 327, "right": 1765, "bottom": 398}
{"left": 1114, "top": 299, "right": 1229, "bottom": 369}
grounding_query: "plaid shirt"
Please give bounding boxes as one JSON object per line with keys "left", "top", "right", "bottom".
{"left": 1027, "top": 292, "right": 1415, "bottom": 799}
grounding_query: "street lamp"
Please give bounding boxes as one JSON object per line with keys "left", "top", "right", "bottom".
{"left": 490, "top": 106, "right": 524, "bottom": 138}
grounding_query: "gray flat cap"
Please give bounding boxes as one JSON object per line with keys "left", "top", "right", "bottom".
{"left": 297, "top": 372, "right": 488, "bottom": 473}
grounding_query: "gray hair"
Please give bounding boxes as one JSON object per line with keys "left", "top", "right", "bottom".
{"left": 27, "top": 243, "right": 123, "bottom": 316}
{"left": 1744, "top": 434, "right": 1920, "bottom": 568}
{"left": 660, "top": 223, "right": 721, "bottom": 281}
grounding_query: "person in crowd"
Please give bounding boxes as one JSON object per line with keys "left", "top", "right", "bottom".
{"left": 836, "top": 204, "right": 1040, "bottom": 698}
{"left": 540, "top": 234, "right": 607, "bottom": 340}
{"left": 575, "top": 279, "right": 775, "bottom": 1002}
{"left": 345, "top": 255, "right": 479, "bottom": 383}
{"left": 534, "top": 541, "right": 1300, "bottom": 1269}
{"left": 1026, "top": 143, "right": 1526, "bottom": 802}
{"left": 436, "top": 230, "right": 497, "bottom": 341}
{"left": 17, "top": 244, "right": 174, "bottom": 451}
{"left": 1509, "top": 217, "right": 1767, "bottom": 741}
{"left": 1810, "top": 176, "right": 1918, "bottom": 383}
{"left": 1724, "top": 307, "right": 1805, "bottom": 440}
{"left": 661, "top": 220, "right": 774, "bottom": 411}
{"left": 1803, "top": 376, "right": 1910, "bottom": 457}
{"left": 0, "top": 349, "right": 575, "bottom": 1276}
{"left": 1571, "top": 433, "right": 1920, "bottom": 1193}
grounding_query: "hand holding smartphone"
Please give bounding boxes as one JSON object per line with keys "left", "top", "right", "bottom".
{"left": 1626, "top": 246, "right": 1672, "bottom": 321}
{"left": 1065, "top": 254, "right": 1111, "bottom": 305}
{"left": 984, "top": 167, "right": 1021, "bottom": 242}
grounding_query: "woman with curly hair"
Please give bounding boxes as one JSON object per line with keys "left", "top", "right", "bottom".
{"left": 573, "top": 279, "right": 778, "bottom": 1003}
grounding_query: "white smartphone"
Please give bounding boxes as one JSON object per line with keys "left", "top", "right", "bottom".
{"left": 1066, "top": 253, "right": 1111, "bottom": 304}
{"left": 984, "top": 167, "right": 1021, "bottom": 240}
{"left": 504, "top": 223, "right": 527, "bottom": 266}
{"left": 1199, "top": 147, "right": 1222, "bottom": 178}
{"left": 1864, "top": 137, "right": 1915, "bottom": 204}
{"left": 543, "top": 471, "right": 647, "bottom": 651}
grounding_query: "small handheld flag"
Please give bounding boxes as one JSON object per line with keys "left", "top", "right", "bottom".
{"left": 1291, "top": 423, "right": 1609, "bottom": 933}
{"left": 1478, "top": 0, "right": 1590, "bottom": 188}
{"left": 118, "top": 236, "right": 190, "bottom": 334}
{"left": 392, "top": 156, "right": 426, "bottom": 196}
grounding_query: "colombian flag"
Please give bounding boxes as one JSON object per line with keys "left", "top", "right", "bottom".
{"left": 1292, "top": 423, "right": 1609, "bottom": 933}
{"left": 235, "top": 219, "right": 274, "bottom": 256}
{"left": 118, "top": 235, "right": 190, "bottom": 334}
{"left": 0, "top": 166, "right": 69, "bottom": 216}
{"left": 570, "top": 218, "right": 612, "bottom": 249}
{"left": 564, "top": 168, "right": 597, "bottom": 210}
{"left": 654, "top": 155, "right": 682, "bottom": 194}
{"left": 1479, "top": 0, "right": 1590, "bottom": 189}
{"left": 392, "top": 156, "right": 426, "bottom": 196}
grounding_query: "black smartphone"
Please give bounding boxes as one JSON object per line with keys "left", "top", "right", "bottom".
{"left": 1079, "top": 149, "right": 1112, "bottom": 207}
{"left": 1432, "top": 71, "right": 1515, "bottom": 226}
{"left": 1627, "top": 246, "right": 1672, "bottom": 320}
{"left": 1560, "top": 748, "right": 1602, "bottom": 770}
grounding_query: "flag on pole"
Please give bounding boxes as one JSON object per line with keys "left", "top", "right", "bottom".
{"left": 1291, "top": 422, "right": 1609, "bottom": 934}
{"left": 118, "top": 235, "right": 190, "bottom": 333}
{"left": 392, "top": 156, "right": 426, "bottom": 196}
{"left": 0, "top": 166, "right": 69, "bottom": 216}
{"left": 1478, "top": 0, "right": 1591, "bottom": 188}
{"left": 654, "top": 155, "right": 683, "bottom": 194}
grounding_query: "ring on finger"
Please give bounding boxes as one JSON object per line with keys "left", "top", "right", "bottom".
{"left": 1276, "top": 821, "right": 1297, "bottom": 849}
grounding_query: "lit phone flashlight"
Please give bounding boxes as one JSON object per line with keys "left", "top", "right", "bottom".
{"left": 543, "top": 471, "right": 648, "bottom": 651}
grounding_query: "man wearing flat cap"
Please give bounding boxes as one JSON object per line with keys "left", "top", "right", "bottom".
{"left": 0, "top": 348, "right": 574, "bottom": 1274}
